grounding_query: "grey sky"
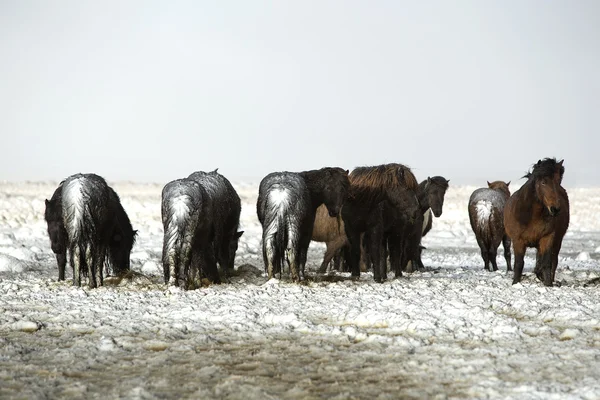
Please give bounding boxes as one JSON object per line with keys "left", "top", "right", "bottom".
{"left": 1, "top": 1, "right": 598, "bottom": 186}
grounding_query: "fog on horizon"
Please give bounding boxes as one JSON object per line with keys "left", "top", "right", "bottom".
{"left": 1, "top": 1, "right": 598, "bottom": 187}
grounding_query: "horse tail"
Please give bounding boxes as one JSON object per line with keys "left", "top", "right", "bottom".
{"left": 61, "top": 174, "right": 110, "bottom": 286}
{"left": 62, "top": 176, "right": 86, "bottom": 244}
{"left": 473, "top": 200, "right": 494, "bottom": 249}
{"left": 161, "top": 181, "right": 200, "bottom": 285}
{"left": 261, "top": 187, "right": 292, "bottom": 277}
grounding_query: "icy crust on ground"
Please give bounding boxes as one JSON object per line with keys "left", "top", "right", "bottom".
{"left": 1, "top": 182, "right": 600, "bottom": 399}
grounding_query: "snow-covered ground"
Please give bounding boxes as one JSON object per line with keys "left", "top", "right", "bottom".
{"left": 1, "top": 182, "right": 599, "bottom": 400}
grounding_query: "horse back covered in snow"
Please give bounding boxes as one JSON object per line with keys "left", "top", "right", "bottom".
{"left": 257, "top": 167, "right": 349, "bottom": 281}
{"left": 44, "top": 173, "right": 136, "bottom": 287}
{"left": 44, "top": 176, "right": 137, "bottom": 285}
{"left": 468, "top": 180, "right": 512, "bottom": 272}
{"left": 161, "top": 169, "right": 243, "bottom": 288}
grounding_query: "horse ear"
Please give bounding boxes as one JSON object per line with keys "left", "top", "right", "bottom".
{"left": 446, "top": 179, "right": 450, "bottom": 184}
{"left": 557, "top": 159, "right": 564, "bottom": 167}
{"left": 487, "top": 181, "right": 491, "bottom": 187}
{"left": 45, "top": 199, "right": 50, "bottom": 206}
{"left": 345, "top": 170, "right": 349, "bottom": 175}
{"left": 212, "top": 168, "right": 219, "bottom": 173}
{"left": 507, "top": 181, "right": 511, "bottom": 186}
{"left": 236, "top": 231, "right": 244, "bottom": 238}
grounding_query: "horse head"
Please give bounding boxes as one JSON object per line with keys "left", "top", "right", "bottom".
{"left": 227, "top": 231, "right": 244, "bottom": 268}
{"left": 531, "top": 159, "right": 565, "bottom": 217}
{"left": 426, "top": 176, "right": 450, "bottom": 218}
{"left": 487, "top": 180, "right": 511, "bottom": 199}
{"left": 322, "top": 168, "right": 350, "bottom": 217}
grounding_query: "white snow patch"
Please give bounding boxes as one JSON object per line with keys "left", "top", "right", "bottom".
{"left": 475, "top": 200, "right": 492, "bottom": 227}
{"left": 0, "top": 253, "right": 27, "bottom": 272}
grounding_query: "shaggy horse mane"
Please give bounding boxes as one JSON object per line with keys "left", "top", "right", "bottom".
{"left": 350, "top": 163, "right": 418, "bottom": 192}
{"left": 523, "top": 158, "right": 565, "bottom": 183}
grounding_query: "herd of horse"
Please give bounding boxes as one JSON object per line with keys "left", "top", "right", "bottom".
{"left": 43, "top": 158, "right": 570, "bottom": 289}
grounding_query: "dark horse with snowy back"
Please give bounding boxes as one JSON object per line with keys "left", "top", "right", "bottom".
{"left": 468, "top": 181, "right": 512, "bottom": 272}
{"left": 257, "top": 167, "right": 349, "bottom": 281}
{"left": 44, "top": 173, "right": 136, "bottom": 287}
{"left": 45, "top": 179, "right": 137, "bottom": 283}
{"left": 161, "top": 176, "right": 220, "bottom": 288}
{"left": 504, "top": 158, "right": 569, "bottom": 286}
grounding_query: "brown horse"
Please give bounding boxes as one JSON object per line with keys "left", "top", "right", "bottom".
{"left": 468, "top": 181, "right": 512, "bottom": 272}
{"left": 504, "top": 158, "right": 569, "bottom": 286}
{"left": 312, "top": 204, "right": 348, "bottom": 272}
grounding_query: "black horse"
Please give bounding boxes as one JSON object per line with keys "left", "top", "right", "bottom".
{"left": 409, "top": 176, "right": 450, "bottom": 271}
{"left": 188, "top": 169, "right": 243, "bottom": 279}
{"left": 161, "top": 177, "right": 220, "bottom": 288}
{"left": 257, "top": 167, "right": 349, "bottom": 281}
{"left": 342, "top": 163, "right": 420, "bottom": 282}
{"left": 45, "top": 179, "right": 137, "bottom": 283}
{"left": 52, "top": 174, "right": 127, "bottom": 287}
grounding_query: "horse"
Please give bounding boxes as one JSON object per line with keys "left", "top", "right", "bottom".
{"left": 161, "top": 177, "right": 220, "bottom": 288}
{"left": 45, "top": 180, "right": 137, "bottom": 282}
{"left": 257, "top": 167, "right": 349, "bottom": 281}
{"left": 311, "top": 204, "right": 348, "bottom": 273}
{"left": 188, "top": 169, "right": 244, "bottom": 279}
{"left": 341, "top": 163, "right": 419, "bottom": 282}
{"left": 58, "top": 174, "right": 123, "bottom": 287}
{"left": 504, "top": 158, "right": 570, "bottom": 286}
{"left": 468, "top": 180, "right": 512, "bottom": 272}
{"left": 407, "top": 176, "right": 450, "bottom": 271}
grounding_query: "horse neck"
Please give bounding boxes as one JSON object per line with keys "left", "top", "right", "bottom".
{"left": 519, "top": 179, "right": 541, "bottom": 215}
{"left": 300, "top": 170, "right": 327, "bottom": 210}
{"left": 416, "top": 182, "right": 430, "bottom": 213}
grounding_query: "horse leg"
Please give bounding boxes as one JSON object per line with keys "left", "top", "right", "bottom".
{"left": 84, "top": 243, "right": 96, "bottom": 289}
{"left": 489, "top": 246, "right": 498, "bottom": 271}
{"left": 512, "top": 241, "right": 526, "bottom": 284}
{"left": 262, "top": 234, "right": 275, "bottom": 279}
{"left": 286, "top": 246, "right": 300, "bottom": 282}
{"left": 359, "top": 233, "right": 370, "bottom": 272}
{"left": 346, "top": 231, "right": 362, "bottom": 278}
{"left": 502, "top": 235, "right": 512, "bottom": 272}
{"left": 56, "top": 252, "right": 67, "bottom": 281}
{"left": 533, "top": 253, "right": 543, "bottom": 282}
{"left": 551, "top": 239, "right": 563, "bottom": 284}
{"left": 367, "top": 227, "right": 385, "bottom": 283}
{"left": 476, "top": 238, "right": 490, "bottom": 271}
{"left": 202, "top": 246, "right": 221, "bottom": 285}
{"left": 538, "top": 235, "right": 555, "bottom": 287}
{"left": 298, "top": 236, "right": 310, "bottom": 281}
{"left": 387, "top": 232, "right": 402, "bottom": 278}
{"left": 71, "top": 244, "right": 81, "bottom": 287}
{"left": 94, "top": 245, "right": 105, "bottom": 288}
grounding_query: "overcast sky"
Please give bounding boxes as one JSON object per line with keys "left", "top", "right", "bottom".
{"left": 1, "top": 1, "right": 598, "bottom": 186}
